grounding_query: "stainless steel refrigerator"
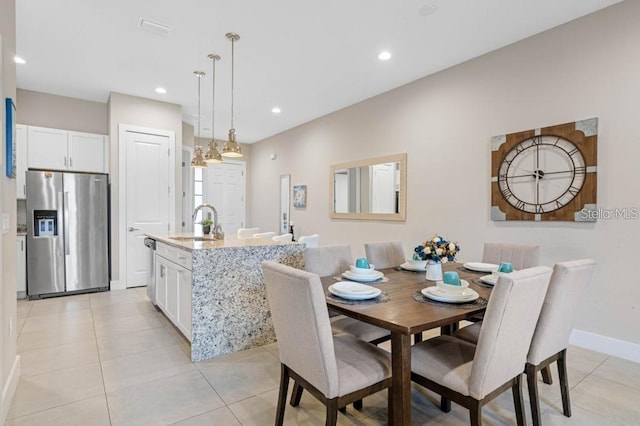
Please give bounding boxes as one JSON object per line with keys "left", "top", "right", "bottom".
{"left": 26, "top": 170, "right": 109, "bottom": 298}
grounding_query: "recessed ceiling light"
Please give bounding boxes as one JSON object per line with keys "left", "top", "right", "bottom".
{"left": 271, "top": 107, "right": 281, "bottom": 114}
{"left": 378, "top": 51, "right": 392, "bottom": 61}
{"left": 14, "top": 56, "right": 26, "bottom": 64}
{"left": 155, "top": 87, "right": 167, "bottom": 94}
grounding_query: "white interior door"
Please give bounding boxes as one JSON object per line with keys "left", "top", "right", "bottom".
{"left": 125, "top": 131, "right": 170, "bottom": 288}
{"left": 182, "top": 147, "right": 193, "bottom": 233}
{"left": 205, "top": 161, "right": 246, "bottom": 235}
{"left": 372, "top": 163, "right": 395, "bottom": 213}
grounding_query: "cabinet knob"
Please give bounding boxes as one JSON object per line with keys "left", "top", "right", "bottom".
{"left": 128, "top": 226, "right": 140, "bottom": 232}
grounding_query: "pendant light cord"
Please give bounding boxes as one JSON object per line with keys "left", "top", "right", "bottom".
{"left": 230, "top": 36, "right": 235, "bottom": 130}
{"left": 212, "top": 58, "right": 216, "bottom": 143}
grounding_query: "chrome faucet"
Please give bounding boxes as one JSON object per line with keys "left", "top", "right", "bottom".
{"left": 192, "top": 204, "right": 224, "bottom": 239}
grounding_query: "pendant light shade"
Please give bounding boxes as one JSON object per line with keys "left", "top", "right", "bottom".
{"left": 222, "top": 32, "right": 243, "bottom": 158}
{"left": 204, "top": 53, "right": 223, "bottom": 163}
{"left": 191, "top": 70, "right": 207, "bottom": 168}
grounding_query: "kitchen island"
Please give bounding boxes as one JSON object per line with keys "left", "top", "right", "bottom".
{"left": 146, "top": 233, "right": 304, "bottom": 362}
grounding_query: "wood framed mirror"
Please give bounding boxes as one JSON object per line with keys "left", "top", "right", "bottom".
{"left": 330, "top": 153, "right": 406, "bottom": 221}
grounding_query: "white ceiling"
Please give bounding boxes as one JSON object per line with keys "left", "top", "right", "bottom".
{"left": 16, "top": 0, "right": 621, "bottom": 143}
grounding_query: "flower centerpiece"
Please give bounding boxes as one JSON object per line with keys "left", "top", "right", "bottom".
{"left": 414, "top": 235, "right": 461, "bottom": 280}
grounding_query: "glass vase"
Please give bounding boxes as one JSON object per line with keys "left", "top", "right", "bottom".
{"left": 425, "top": 259, "right": 443, "bottom": 281}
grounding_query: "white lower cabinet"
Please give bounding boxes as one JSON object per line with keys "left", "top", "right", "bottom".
{"left": 155, "top": 243, "right": 192, "bottom": 341}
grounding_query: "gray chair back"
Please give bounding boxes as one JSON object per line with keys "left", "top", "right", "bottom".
{"left": 262, "top": 261, "right": 340, "bottom": 398}
{"left": 364, "top": 241, "right": 405, "bottom": 269}
{"left": 304, "top": 245, "right": 352, "bottom": 277}
{"left": 469, "top": 266, "right": 552, "bottom": 399}
{"left": 482, "top": 242, "right": 541, "bottom": 270}
{"left": 527, "top": 259, "right": 596, "bottom": 365}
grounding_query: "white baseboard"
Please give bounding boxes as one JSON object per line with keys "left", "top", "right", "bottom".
{"left": 1, "top": 355, "right": 21, "bottom": 424}
{"left": 110, "top": 279, "right": 125, "bottom": 291}
{"left": 570, "top": 329, "right": 640, "bottom": 363}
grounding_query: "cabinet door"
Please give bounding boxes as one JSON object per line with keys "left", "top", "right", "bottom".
{"left": 68, "top": 132, "right": 106, "bottom": 173}
{"left": 165, "top": 262, "right": 178, "bottom": 323}
{"left": 156, "top": 256, "right": 169, "bottom": 311}
{"left": 27, "top": 126, "right": 68, "bottom": 171}
{"left": 176, "top": 267, "right": 192, "bottom": 341}
{"left": 16, "top": 125, "right": 27, "bottom": 198}
{"left": 17, "top": 236, "right": 26, "bottom": 295}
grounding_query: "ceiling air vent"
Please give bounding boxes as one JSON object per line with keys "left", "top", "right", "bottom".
{"left": 137, "top": 17, "right": 173, "bottom": 37}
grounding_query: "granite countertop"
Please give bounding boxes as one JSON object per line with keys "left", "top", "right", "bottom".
{"left": 146, "top": 233, "right": 299, "bottom": 251}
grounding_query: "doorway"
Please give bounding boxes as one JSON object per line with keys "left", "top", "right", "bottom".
{"left": 118, "top": 125, "right": 175, "bottom": 289}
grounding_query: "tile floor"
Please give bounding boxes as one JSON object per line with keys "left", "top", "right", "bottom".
{"left": 6, "top": 288, "right": 640, "bottom": 425}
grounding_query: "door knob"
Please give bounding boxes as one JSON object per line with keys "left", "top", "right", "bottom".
{"left": 128, "top": 226, "right": 140, "bottom": 232}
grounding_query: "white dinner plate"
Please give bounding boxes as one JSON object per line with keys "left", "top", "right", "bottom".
{"left": 341, "top": 270, "right": 384, "bottom": 282}
{"left": 463, "top": 262, "right": 499, "bottom": 273}
{"left": 329, "top": 282, "right": 381, "bottom": 300}
{"left": 400, "top": 262, "right": 427, "bottom": 272}
{"left": 421, "top": 287, "right": 479, "bottom": 303}
{"left": 478, "top": 274, "right": 498, "bottom": 286}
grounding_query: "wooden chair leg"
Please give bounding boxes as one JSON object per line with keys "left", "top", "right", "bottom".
{"left": 469, "top": 399, "right": 482, "bottom": 426}
{"left": 541, "top": 365, "right": 553, "bottom": 385}
{"left": 290, "top": 381, "right": 304, "bottom": 407}
{"left": 353, "top": 399, "right": 363, "bottom": 410}
{"left": 326, "top": 398, "right": 338, "bottom": 426}
{"left": 526, "top": 364, "right": 542, "bottom": 426}
{"left": 512, "top": 375, "right": 526, "bottom": 426}
{"left": 440, "top": 396, "right": 451, "bottom": 413}
{"left": 276, "top": 364, "right": 290, "bottom": 426}
{"left": 557, "top": 349, "right": 572, "bottom": 417}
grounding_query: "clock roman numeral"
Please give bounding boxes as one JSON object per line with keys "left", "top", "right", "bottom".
{"left": 567, "top": 185, "right": 580, "bottom": 197}
{"left": 515, "top": 144, "right": 525, "bottom": 154}
{"left": 531, "top": 136, "right": 542, "bottom": 146}
{"left": 498, "top": 173, "right": 507, "bottom": 182}
{"left": 501, "top": 187, "right": 513, "bottom": 199}
{"left": 575, "top": 166, "right": 586, "bottom": 175}
{"left": 514, "top": 200, "right": 525, "bottom": 210}
{"left": 568, "top": 147, "right": 580, "bottom": 157}
{"left": 536, "top": 205, "right": 545, "bottom": 214}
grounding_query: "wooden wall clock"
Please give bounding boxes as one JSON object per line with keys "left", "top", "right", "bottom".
{"left": 491, "top": 118, "right": 598, "bottom": 222}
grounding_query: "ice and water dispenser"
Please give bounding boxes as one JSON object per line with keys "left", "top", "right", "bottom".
{"left": 33, "top": 210, "right": 58, "bottom": 237}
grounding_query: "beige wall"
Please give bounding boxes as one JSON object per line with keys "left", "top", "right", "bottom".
{"left": 249, "top": 1, "right": 640, "bottom": 345}
{"left": 16, "top": 89, "right": 107, "bottom": 134}
{"left": 108, "top": 92, "right": 183, "bottom": 283}
{"left": 0, "top": 0, "right": 19, "bottom": 420}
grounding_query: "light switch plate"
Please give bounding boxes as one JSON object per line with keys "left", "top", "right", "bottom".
{"left": 0, "top": 213, "right": 10, "bottom": 234}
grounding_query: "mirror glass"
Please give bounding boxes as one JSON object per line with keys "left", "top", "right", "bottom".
{"left": 330, "top": 153, "right": 406, "bottom": 221}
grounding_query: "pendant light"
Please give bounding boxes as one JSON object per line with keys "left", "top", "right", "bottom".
{"left": 222, "top": 32, "right": 243, "bottom": 158}
{"left": 204, "top": 53, "right": 223, "bottom": 163}
{"left": 190, "top": 70, "right": 207, "bottom": 168}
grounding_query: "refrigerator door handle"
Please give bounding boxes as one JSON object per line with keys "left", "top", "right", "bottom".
{"left": 63, "top": 191, "right": 70, "bottom": 255}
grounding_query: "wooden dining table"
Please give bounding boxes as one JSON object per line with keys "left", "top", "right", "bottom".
{"left": 321, "top": 262, "right": 492, "bottom": 426}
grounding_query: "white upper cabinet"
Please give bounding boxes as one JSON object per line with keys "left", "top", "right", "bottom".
{"left": 27, "top": 126, "right": 67, "bottom": 171}
{"left": 68, "top": 131, "right": 108, "bottom": 173}
{"left": 27, "top": 125, "right": 108, "bottom": 174}
{"left": 16, "top": 124, "right": 28, "bottom": 199}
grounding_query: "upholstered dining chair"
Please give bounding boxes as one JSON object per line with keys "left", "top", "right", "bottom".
{"left": 298, "top": 234, "right": 320, "bottom": 248}
{"left": 454, "top": 259, "right": 596, "bottom": 426}
{"left": 304, "top": 245, "right": 390, "bottom": 344}
{"left": 272, "top": 233, "right": 293, "bottom": 243}
{"left": 364, "top": 241, "right": 405, "bottom": 269}
{"left": 237, "top": 227, "right": 261, "bottom": 239}
{"left": 262, "top": 261, "right": 392, "bottom": 426}
{"left": 411, "top": 266, "right": 552, "bottom": 426}
{"left": 482, "top": 242, "right": 541, "bottom": 270}
{"left": 253, "top": 231, "right": 277, "bottom": 239}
